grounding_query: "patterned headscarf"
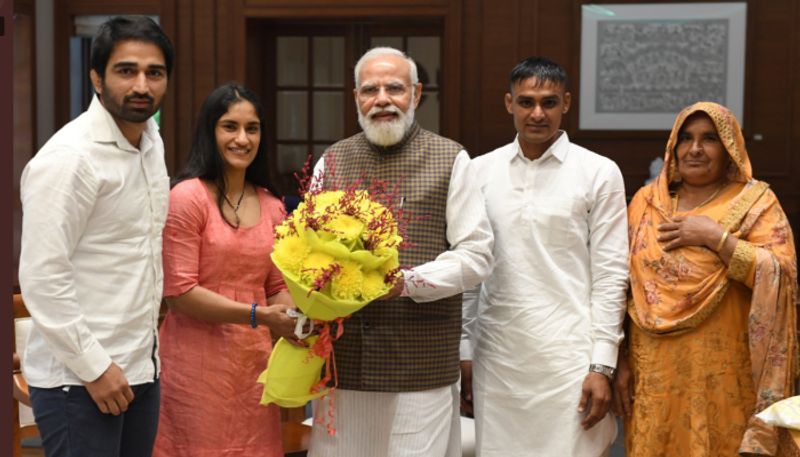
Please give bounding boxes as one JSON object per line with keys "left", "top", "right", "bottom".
{"left": 662, "top": 101, "right": 752, "bottom": 185}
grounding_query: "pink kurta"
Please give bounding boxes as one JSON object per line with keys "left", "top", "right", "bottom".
{"left": 154, "top": 178, "right": 286, "bottom": 457}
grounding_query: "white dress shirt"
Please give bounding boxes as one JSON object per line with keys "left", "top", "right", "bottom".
{"left": 19, "top": 96, "right": 169, "bottom": 387}
{"left": 312, "top": 149, "right": 494, "bottom": 302}
{"left": 462, "top": 132, "right": 628, "bottom": 456}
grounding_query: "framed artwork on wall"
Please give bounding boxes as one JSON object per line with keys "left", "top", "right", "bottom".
{"left": 579, "top": 3, "right": 747, "bottom": 130}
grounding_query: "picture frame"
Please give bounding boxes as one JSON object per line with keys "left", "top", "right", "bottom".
{"left": 579, "top": 3, "right": 747, "bottom": 130}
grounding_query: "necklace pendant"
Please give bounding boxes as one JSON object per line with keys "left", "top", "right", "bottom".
{"left": 222, "top": 185, "right": 247, "bottom": 228}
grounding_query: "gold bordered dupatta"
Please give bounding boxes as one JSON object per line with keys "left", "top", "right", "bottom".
{"left": 627, "top": 101, "right": 797, "bottom": 454}
{"left": 628, "top": 180, "right": 769, "bottom": 334}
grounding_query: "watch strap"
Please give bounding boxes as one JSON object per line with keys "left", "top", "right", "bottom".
{"left": 589, "top": 363, "right": 615, "bottom": 380}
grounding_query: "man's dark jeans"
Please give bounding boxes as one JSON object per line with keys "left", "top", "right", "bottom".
{"left": 30, "top": 379, "right": 160, "bottom": 457}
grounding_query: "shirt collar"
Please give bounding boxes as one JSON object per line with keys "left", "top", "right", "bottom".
{"left": 510, "top": 130, "right": 569, "bottom": 164}
{"left": 88, "top": 95, "right": 159, "bottom": 153}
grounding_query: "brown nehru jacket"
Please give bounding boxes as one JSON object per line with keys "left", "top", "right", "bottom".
{"left": 322, "top": 122, "right": 464, "bottom": 392}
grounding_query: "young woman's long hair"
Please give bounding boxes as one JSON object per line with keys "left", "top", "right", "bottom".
{"left": 173, "top": 82, "right": 280, "bottom": 227}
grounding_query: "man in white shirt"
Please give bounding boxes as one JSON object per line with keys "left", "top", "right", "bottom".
{"left": 308, "top": 47, "right": 494, "bottom": 457}
{"left": 18, "top": 16, "right": 173, "bottom": 456}
{"left": 460, "top": 56, "right": 629, "bottom": 456}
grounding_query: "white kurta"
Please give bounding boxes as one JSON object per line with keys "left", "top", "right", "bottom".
{"left": 462, "top": 133, "right": 628, "bottom": 457}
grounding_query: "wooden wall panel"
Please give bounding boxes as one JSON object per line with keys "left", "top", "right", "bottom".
{"left": 170, "top": 0, "right": 249, "bottom": 170}
{"left": 245, "top": 0, "right": 449, "bottom": 8}
{"left": 786, "top": 0, "right": 800, "bottom": 239}
{"left": 52, "top": 0, "right": 162, "bottom": 127}
{"left": 159, "top": 0, "right": 177, "bottom": 173}
{"left": 243, "top": 4, "right": 448, "bottom": 18}
{"left": 794, "top": 0, "right": 800, "bottom": 176}
{"left": 216, "top": 0, "right": 247, "bottom": 85}
{"left": 171, "top": 0, "right": 196, "bottom": 170}
{"left": 456, "top": 0, "right": 800, "bottom": 245}
{"left": 740, "top": 1, "right": 799, "bottom": 243}
{"left": 535, "top": 0, "right": 573, "bottom": 131}
{"left": 51, "top": 0, "right": 177, "bottom": 169}
{"left": 59, "top": 0, "right": 160, "bottom": 10}
{"left": 517, "top": 0, "right": 538, "bottom": 54}
{"left": 441, "top": 0, "right": 463, "bottom": 139}
{"left": 472, "top": 0, "right": 520, "bottom": 154}
{"left": 747, "top": 3, "right": 795, "bottom": 181}
{"left": 43, "top": 0, "right": 800, "bottom": 243}
{"left": 191, "top": 1, "right": 218, "bottom": 114}
{"left": 458, "top": 0, "right": 483, "bottom": 155}
{"left": 13, "top": 0, "right": 37, "bottom": 288}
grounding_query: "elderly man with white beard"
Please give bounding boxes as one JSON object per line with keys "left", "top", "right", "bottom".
{"left": 307, "top": 47, "right": 494, "bottom": 457}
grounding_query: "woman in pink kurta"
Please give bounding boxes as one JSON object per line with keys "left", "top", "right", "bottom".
{"left": 154, "top": 83, "right": 300, "bottom": 457}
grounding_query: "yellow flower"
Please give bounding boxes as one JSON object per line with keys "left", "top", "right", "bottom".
{"left": 323, "top": 214, "right": 364, "bottom": 243}
{"left": 359, "top": 198, "right": 387, "bottom": 219}
{"left": 300, "top": 252, "right": 336, "bottom": 286}
{"left": 294, "top": 218, "right": 307, "bottom": 233}
{"left": 382, "top": 234, "right": 403, "bottom": 249}
{"left": 331, "top": 260, "right": 363, "bottom": 301}
{"left": 275, "top": 221, "right": 293, "bottom": 239}
{"left": 361, "top": 271, "right": 388, "bottom": 301}
{"left": 312, "top": 191, "right": 344, "bottom": 215}
{"left": 272, "top": 235, "right": 310, "bottom": 275}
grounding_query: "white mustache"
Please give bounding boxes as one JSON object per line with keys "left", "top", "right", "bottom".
{"left": 367, "top": 106, "right": 401, "bottom": 118}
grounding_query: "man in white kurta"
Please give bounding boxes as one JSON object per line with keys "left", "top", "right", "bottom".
{"left": 461, "top": 56, "right": 628, "bottom": 456}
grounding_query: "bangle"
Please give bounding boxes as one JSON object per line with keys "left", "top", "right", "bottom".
{"left": 249, "top": 303, "right": 258, "bottom": 328}
{"left": 715, "top": 231, "right": 729, "bottom": 252}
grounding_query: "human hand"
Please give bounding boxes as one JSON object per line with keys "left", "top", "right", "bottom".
{"left": 578, "top": 372, "right": 612, "bottom": 430}
{"left": 84, "top": 362, "right": 134, "bottom": 416}
{"left": 658, "top": 215, "right": 723, "bottom": 251}
{"left": 377, "top": 271, "right": 405, "bottom": 301}
{"left": 259, "top": 304, "right": 308, "bottom": 347}
{"left": 611, "top": 351, "right": 634, "bottom": 418}
{"left": 460, "top": 360, "right": 474, "bottom": 417}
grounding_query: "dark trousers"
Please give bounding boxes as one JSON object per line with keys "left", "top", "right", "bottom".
{"left": 30, "top": 379, "right": 160, "bottom": 457}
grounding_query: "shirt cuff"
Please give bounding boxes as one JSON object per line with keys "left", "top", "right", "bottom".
{"left": 63, "top": 339, "right": 113, "bottom": 383}
{"left": 591, "top": 341, "right": 620, "bottom": 368}
{"left": 460, "top": 339, "right": 474, "bottom": 361}
{"left": 400, "top": 268, "right": 415, "bottom": 299}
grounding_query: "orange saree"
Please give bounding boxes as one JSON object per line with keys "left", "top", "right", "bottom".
{"left": 625, "top": 102, "right": 797, "bottom": 456}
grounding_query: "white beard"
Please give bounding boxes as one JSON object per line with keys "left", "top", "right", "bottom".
{"left": 358, "top": 104, "right": 416, "bottom": 147}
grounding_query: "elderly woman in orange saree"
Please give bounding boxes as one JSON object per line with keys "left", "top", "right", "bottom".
{"left": 614, "top": 101, "right": 797, "bottom": 456}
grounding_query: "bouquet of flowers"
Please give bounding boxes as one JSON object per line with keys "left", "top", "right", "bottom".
{"left": 257, "top": 177, "right": 406, "bottom": 432}
{"left": 271, "top": 188, "right": 403, "bottom": 318}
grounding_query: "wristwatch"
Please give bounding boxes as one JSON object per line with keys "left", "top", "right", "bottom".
{"left": 589, "top": 364, "right": 616, "bottom": 380}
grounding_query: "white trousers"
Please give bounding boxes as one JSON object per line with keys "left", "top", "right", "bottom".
{"left": 308, "top": 383, "right": 461, "bottom": 457}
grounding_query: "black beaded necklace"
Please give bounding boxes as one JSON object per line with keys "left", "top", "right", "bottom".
{"left": 223, "top": 187, "right": 246, "bottom": 227}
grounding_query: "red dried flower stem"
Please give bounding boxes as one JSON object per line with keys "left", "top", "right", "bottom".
{"left": 293, "top": 153, "right": 315, "bottom": 198}
{"left": 305, "top": 318, "right": 346, "bottom": 436}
